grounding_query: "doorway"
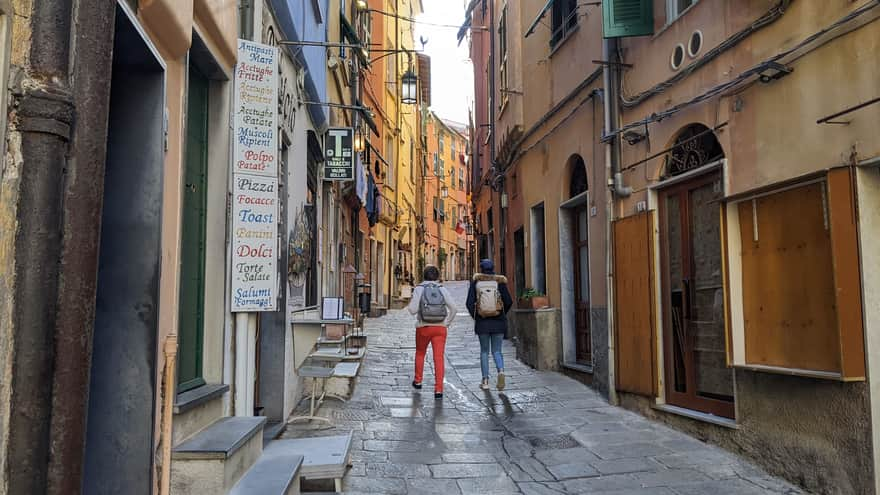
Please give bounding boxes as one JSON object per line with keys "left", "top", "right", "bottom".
{"left": 658, "top": 171, "right": 734, "bottom": 418}
{"left": 573, "top": 206, "right": 591, "bottom": 364}
{"left": 83, "top": 4, "right": 165, "bottom": 493}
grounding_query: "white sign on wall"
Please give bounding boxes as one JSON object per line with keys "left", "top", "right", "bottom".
{"left": 232, "top": 39, "right": 280, "bottom": 312}
{"left": 231, "top": 174, "right": 279, "bottom": 311}
{"left": 234, "top": 39, "right": 279, "bottom": 177}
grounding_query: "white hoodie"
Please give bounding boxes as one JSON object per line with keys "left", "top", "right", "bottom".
{"left": 406, "top": 282, "right": 457, "bottom": 328}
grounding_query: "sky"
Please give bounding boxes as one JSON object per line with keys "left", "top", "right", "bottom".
{"left": 415, "top": 0, "right": 474, "bottom": 125}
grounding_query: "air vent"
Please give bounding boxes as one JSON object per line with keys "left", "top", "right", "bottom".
{"left": 688, "top": 30, "right": 703, "bottom": 58}
{"left": 670, "top": 43, "right": 685, "bottom": 71}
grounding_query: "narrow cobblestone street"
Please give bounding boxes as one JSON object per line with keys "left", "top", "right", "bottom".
{"left": 284, "top": 281, "right": 803, "bottom": 494}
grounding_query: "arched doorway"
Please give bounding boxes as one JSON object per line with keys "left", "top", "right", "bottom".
{"left": 657, "top": 124, "right": 733, "bottom": 418}
{"left": 559, "top": 155, "right": 591, "bottom": 368}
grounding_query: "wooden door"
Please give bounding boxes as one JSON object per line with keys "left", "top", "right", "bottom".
{"left": 177, "top": 66, "right": 209, "bottom": 392}
{"left": 574, "top": 207, "right": 591, "bottom": 365}
{"left": 659, "top": 173, "right": 734, "bottom": 418}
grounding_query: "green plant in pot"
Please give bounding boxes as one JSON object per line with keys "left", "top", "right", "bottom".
{"left": 518, "top": 288, "right": 550, "bottom": 309}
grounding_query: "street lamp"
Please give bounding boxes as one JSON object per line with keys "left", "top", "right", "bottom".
{"left": 401, "top": 69, "right": 418, "bottom": 105}
{"left": 354, "top": 130, "right": 365, "bottom": 153}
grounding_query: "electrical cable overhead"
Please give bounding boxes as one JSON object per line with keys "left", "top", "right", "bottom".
{"left": 614, "top": 0, "right": 880, "bottom": 137}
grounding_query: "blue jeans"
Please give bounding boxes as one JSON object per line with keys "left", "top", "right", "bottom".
{"left": 478, "top": 333, "right": 504, "bottom": 379}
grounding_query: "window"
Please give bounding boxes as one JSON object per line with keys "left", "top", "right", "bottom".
{"left": 360, "top": 6, "right": 372, "bottom": 54}
{"left": 433, "top": 152, "right": 439, "bottom": 176}
{"left": 451, "top": 137, "right": 456, "bottom": 161}
{"left": 603, "top": 0, "right": 654, "bottom": 38}
{"left": 439, "top": 158, "right": 445, "bottom": 179}
{"left": 433, "top": 197, "right": 439, "bottom": 220}
{"left": 499, "top": 5, "right": 509, "bottom": 104}
{"left": 439, "top": 133, "right": 445, "bottom": 154}
{"left": 725, "top": 170, "right": 865, "bottom": 380}
{"left": 386, "top": 37, "right": 396, "bottom": 90}
{"left": 530, "top": 203, "right": 546, "bottom": 294}
{"left": 667, "top": 0, "right": 696, "bottom": 22}
{"left": 459, "top": 168, "right": 465, "bottom": 190}
{"left": 385, "top": 134, "right": 395, "bottom": 187}
{"left": 551, "top": 0, "right": 578, "bottom": 47}
{"left": 409, "top": 139, "right": 415, "bottom": 183}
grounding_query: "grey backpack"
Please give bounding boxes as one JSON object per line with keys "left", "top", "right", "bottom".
{"left": 419, "top": 283, "right": 448, "bottom": 323}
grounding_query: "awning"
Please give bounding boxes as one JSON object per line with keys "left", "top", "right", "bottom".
{"left": 525, "top": 0, "right": 553, "bottom": 38}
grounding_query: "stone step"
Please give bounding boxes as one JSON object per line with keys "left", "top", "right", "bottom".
{"left": 264, "top": 432, "right": 353, "bottom": 492}
{"left": 170, "top": 416, "right": 267, "bottom": 495}
{"left": 230, "top": 447, "right": 303, "bottom": 495}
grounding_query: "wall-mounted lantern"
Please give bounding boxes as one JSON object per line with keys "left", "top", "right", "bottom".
{"left": 401, "top": 69, "right": 418, "bottom": 105}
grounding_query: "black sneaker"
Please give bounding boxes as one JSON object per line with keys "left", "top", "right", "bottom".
{"left": 412, "top": 381, "right": 422, "bottom": 389}
{"left": 434, "top": 392, "right": 443, "bottom": 399}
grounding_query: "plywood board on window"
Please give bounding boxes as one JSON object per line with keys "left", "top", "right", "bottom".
{"left": 613, "top": 212, "right": 657, "bottom": 397}
{"left": 827, "top": 167, "right": 866, "bottom": 380}
{"left": 738, "top": 182, "right": 840, "bottom": 372}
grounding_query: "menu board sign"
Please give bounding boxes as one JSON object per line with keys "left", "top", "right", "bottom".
{"left": 231, "top": 175, "right": 278, "bottom": 311}
{"left": 234, "top": 39, "right": 279, "bottom": 177}
{"left": 231, "top": 39, "right": 279, "bottom": 312}
{"left": 324, "top": 127, "right": 355, "bottom": 181}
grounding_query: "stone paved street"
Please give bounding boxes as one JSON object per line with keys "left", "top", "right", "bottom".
{"left": 283, "top": 281, "right": 803, "bottom": 494}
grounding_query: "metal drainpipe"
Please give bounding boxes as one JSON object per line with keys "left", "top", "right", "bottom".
{"left": 602, "top": 36, "right": 629, "bottom": 405}
{"left": 46, "top": 0, "right": 117, "bottom": 492}
{"left": 5, "top": 0, "right": 75, "bottom": 493}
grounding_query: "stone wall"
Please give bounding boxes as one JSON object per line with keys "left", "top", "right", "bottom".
{"left": 618, "top": 370, "right": 873, "bottom": 494}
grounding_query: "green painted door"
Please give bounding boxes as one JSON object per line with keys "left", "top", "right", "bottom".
{"left": 177, "top": 65, "right": 209, "bottom": 392}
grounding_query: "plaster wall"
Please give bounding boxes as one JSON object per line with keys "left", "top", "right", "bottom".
{"left": 857, "top": 166, "right": 880, "bottom": 494}
{"left": 611, "top": 3, "right": 880, "bottom": 492}
{"left": 620, "top": 371, "right": 873, "bottom": 494}
{"left": 512, "top": 81, "right": 608, "bottom": 392}
{"left": 616, "top": 1, "right": 880, "bottom": 213}
{"left": 136, "top": 1, "right": 238, "bottom": 488}
{"left": 202, "top": 78, "right": 232, "bottom": 386}
{"left": 518, "top": 0, "right": 603, "bottom": 132}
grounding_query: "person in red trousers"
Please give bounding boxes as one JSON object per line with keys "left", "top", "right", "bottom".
{"left": 406, "top": 265, "right": 457, "bottom": 399}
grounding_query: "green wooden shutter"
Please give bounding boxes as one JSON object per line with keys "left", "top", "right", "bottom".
{"left": 177, "top": 65, "right": 209, "bottom": 392}
{"left": 603, "top": 0, "right": 653, "bottom": 38}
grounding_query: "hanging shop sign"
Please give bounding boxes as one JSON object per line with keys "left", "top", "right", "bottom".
{"left": 323, "top": 127, "right": 355, "bottom": 181}
{"left": 231, "top": 39, "right": 280, "bottom": 312}
{"left": 231, "top": 174, "right": 279, "bottom": 312}
{"left": 234, "top": 39, "right": 279, "bottom": 177}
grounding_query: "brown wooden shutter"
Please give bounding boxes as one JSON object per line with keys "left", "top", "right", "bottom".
{"left": 613, "top": 212, "right": 657, "bottom": 396}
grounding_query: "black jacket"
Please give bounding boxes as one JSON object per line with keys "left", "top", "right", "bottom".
{"left": 466, "top": 273, "right": 514, "bottom": 335}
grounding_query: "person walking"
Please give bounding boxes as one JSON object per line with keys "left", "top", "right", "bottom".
{"left": 466, "top": 259, "right": 513, "bottom": 391}
{"left": 407, "top": 265, "right": 457, "bottom": 399}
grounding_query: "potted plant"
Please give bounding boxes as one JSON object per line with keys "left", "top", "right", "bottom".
{"left": 518, "top": 288, "right": 550, "bottom": 309}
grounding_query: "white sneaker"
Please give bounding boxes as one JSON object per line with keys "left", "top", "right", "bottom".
{"left": 480, "top": 378, "right": 490, "bottom": 390}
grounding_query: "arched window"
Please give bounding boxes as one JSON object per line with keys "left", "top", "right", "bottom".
{"left": 663, "top": 124, "right": 724, "bottom": 179}
{"left": 569, "top": 155, "right": 587, "bottom": 198}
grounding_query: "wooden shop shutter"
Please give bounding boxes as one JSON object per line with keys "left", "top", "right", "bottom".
{"left": 603, "top": 0, "right": 654, "bottom": 38}
{"left": 736, "top": 170, "right": 865, "bottom": 379}
{"left": 613, "top": 212, "right": 657, "bottom": 396}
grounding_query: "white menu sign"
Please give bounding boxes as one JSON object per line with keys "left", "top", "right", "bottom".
{"left": 231, "top": 175, "right": 278, "bottom": 311}
{"left": 234, "top": 39, "right": 279, "bottom": 177}
{"left": 232, "top": 39, "right": 279, "bottom": 312}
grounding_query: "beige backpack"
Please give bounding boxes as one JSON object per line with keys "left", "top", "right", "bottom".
{"left": 475, "top": 278, "right": 503, "bottom": 318}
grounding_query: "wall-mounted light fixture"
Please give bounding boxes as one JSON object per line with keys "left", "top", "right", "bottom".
{"left": 757, "top": 62, "right": 793, "bottom": 83}
{"left": 354, "top": 130, "right": 365, "bottom": 152}
{"left": 401, "top": 69, "right": 418, "bottom": 105}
